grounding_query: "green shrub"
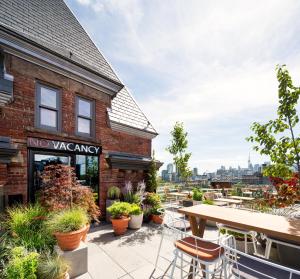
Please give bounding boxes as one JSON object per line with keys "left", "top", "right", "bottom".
{"left": 37, "top": 253, "right": 69, "bottom": 279}
{"left": 203, "top": 199, "right": 214, "bottom": 205}
{"left": 107, "top": 186, "right": 121, "bottom": 200}
{"left": 192, "top": 188, "right": 203, "bottom": 201}
{"left": 107, "top": 202, "right": 131, "bottom": 219}
{"left": 129, "top": 204, "right": 142, "bottom": 216}
{"left": 151, "top": 206, "right": 163, "bottom": 215}
{"left": 124, "top": 193, "right": 141, "bottom": 204}
{"left": 6, "top": 204, "right": 54, "bottom": 252}
{"left": 5, "top": 246, "right": 39, "bottom": 279}
{"left": 47, "top": 208, "right": 88, "bottom": 233}
{"left": 143, "top": 193, "right": 161, "bottom": 208}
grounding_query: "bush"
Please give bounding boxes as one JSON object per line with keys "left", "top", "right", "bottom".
{"left": 5, "top": 246, "right": 39, "bottom": 279}
{"left": 6, "top": 204, "right": 55, "bottom": 252}
{"left": 203, "top": 199, "right": 214, "bottom": 205}
{"left": 37, "top": 253, "right": 69, "bottom": 279}
{"left": 47, "top": 208, "right": 88, "bottom": 233}
{"left": 107, "top": 186, "right": 121, "bottom": 200}
{"left": 143, "top": 192, "right": 161, "bottom": 208}
{"left": 107, "top": 202, "right": 131, "bottom": 219}
{"left": 192, "top": 188, "right": 203, "bottom": 201}
{"left": 129, "top": 204, "right": 142, "bottom": 216}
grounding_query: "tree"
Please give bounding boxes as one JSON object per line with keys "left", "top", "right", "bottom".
{"left": 247, "top": 65, "right": 300, "bottom": 179}
{"left": 166, "top": 122, "right": 192, "bottom": 183}
{"left": 147, "top": 151, "right": 158, "bottom": 192}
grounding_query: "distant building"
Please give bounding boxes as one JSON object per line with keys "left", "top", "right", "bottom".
{"left": 167, "top": 163, "right": 173, "bottom": 174}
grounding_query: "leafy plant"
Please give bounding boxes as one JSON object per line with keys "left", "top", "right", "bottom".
{"left": 143, "top": 192, "right": 161, "bottom": 208}
{"left": 47, "top": 208, "right": 88, "bottom": 233}
{"left": 6, "top": 204, "right": 55, "bottom": 252}
{"left": 247, "top": 65, "right": 300, "bottom": 180}
{"left": 192, "top": 188, "right": 203, "bottom": 201}
{"left": 129, "top": 204, "right": 142, "bottom": 216}
{"left": 39, "top": 165, "right": 100, "bottom": 222}
{"left": 107, "top": 186, "right": 121, "bottom": 200}
{"left": 5, "top": 246, "right": 39, "bottom": 279}
{"left": 37, "top": 253, "right": 69, "bottom": 279}
{"left": 107, "top": 202, "right": 131, "bottom": 219}
{"left": 203, "top": 199, "right": 214, "bottom": 205}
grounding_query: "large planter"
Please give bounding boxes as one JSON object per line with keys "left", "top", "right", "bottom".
{"left": 152, "top": 214, "right": 163, "bottom": 224}
{"left": 106, "top": 199, "right": 120, "bottom": 223}
{"left": 111, "top": 217, "right": 130, "bottom": 235}
{"left": 129, "top": 213, "right": 143, "bottom": 229}
{"left": 81, "top": 223, "right": 90, "bottom": 242}
{"left": 182, "top": 199, "right": 193, "bottom": 207}
{"left": 54, "top": 225, "right": 86, "bottom": 251}
{"left": 277, "top": 243, "right": 300, "bottom": 269}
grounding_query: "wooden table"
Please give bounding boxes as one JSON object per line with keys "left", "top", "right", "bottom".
{"left": 230, "top": 196, "right": 255, "bottom": 201}
{"left": 168, "top": 192, "right": 188, "bottom": 200}
{"left": 214, "top": 198, "right": 243, "bottom": 205}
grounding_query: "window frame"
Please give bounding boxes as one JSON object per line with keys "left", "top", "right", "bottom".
{"left": 75, "top": 95, "right": 95, "bottom": 138}
{"left": 35, "top": 82, "right": 61, "bottom": 131}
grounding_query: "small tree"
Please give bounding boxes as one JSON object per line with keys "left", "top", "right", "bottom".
{"left": 166, "top": 122, "right": 192, "bottom": 184}
{"left": 247, "top": 65, "right": 300, "bottom": 180}
{"left": 147, "top": 151, "right": 158, "bottom": 192}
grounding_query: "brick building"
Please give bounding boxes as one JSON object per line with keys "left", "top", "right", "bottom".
{"left": 0, "top": 0, "right": 159, "bottom": 214}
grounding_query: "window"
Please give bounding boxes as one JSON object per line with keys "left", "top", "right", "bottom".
{"left": 76, "top": 96, "right": 94, "bottom": 137}
{"left": 36, "top": 83, "right": 60, "bottom": 130}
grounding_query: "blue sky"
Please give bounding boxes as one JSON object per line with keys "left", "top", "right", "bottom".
{"left": 65, "top": 0, "right": 300, "bottom": 173}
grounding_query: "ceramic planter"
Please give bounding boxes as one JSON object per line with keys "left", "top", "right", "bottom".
{"left": 111, "top": 217, "right": 130, "bottom": 235}
{"left": 152, "top": 214, "right": 163, "bottom": 224}
{"left": 54, "top": 225, "right": 86, "bottom": 251}
{"left": 106, "top": 199, "right": 120, "bottom": 223}
{"left": 129, "top": 213, "right": 143, "bottom": 229}
{"left": 81, "top": 223, "right": 90, "bottom": 242}
{"left": 182, "top": 199, "right": 193, "bottom": 207}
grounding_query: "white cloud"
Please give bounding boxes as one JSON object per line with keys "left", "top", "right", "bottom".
{"left": 72, "top": 0, "right": 300, "bottom": 172}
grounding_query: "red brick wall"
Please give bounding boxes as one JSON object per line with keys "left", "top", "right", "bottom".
{"left": 0, "top": 54, "right": 152, "bottom": 214}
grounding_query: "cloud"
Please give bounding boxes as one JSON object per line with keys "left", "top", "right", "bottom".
{"left": 70, "top": 0, "right": 300, "bottom": 172}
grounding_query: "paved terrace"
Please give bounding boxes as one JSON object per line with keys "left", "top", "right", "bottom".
{"left": 75, "top": 222, "right": 221, "bottom": 279}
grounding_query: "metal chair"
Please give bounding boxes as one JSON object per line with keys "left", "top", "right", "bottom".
{"left": 167, "top": 219, "right": 227, "bottom": 279}
{"left": 222, "top": 235, "right": 300, "bottom": 279}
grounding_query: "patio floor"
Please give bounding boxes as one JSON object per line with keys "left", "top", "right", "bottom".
{"left": 75, "top": 222, "right": 220, "bottom": 279}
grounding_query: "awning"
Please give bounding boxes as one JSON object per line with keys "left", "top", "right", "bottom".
{"left": 106, "top": 151, "right": 163, "bottom": 170}
{"left": 0, "top": 137, "right": 18, "bottom": 163}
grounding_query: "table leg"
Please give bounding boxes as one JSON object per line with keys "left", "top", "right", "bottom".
{"left": 188, "top": 216, "right": 206, "bottom": 279}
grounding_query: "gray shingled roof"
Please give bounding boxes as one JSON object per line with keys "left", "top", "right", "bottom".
{"left": 0, "top": 0, "right": 157, "bottom": 136}
{"left": 108, "top": 87, "right": 157, "bottom": 134}
{"left": 0, "top": 0, "right": 120, "bottom": 83}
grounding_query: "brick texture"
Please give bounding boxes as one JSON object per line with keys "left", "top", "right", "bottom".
{"left": 0, "top": 54, "right": 152, "bottom": 215}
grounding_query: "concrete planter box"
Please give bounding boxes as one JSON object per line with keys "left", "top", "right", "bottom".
{"left": 129, "top": 213, "right": 143, "bottom": 229}
{"left": 106, "top": 199, "right": 119, "bottom": 223}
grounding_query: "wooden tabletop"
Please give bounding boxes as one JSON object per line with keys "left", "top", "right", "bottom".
{"left": 230, "top": 196, "right": 254, "bottom": 201}
{"left": 168, "top": 192, "right": 188, "bottom": 197}
{"left": 178, "top": 204, "right": 300, "bottom": 244}
{"left": 214, "top": 198, "right": 242, "bottom": 204}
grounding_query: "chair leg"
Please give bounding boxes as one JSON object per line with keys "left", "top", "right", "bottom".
{"left": 252, "top": 233, "right": 257, "bottom": 255}
{"left": 265, "top": 239, "right": 272, "bottom": 259}
{"left": 222, "top": 259, "right": 228, "bottom": 279}
{"left": 205, "top": 264, "right": 209, "bottom": 279}
{"left": 244, "top": 234, "right": 248, "bottom": 254}
{"left": 170, "top": 249, "right": 178, "bottom": 279}
{"left": 180, "top": 252, "right": 183, "bottom": 279}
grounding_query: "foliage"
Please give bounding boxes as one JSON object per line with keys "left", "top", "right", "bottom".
{"left": 147, "top": 151, "right": 158, "bottom": 192}
{"left": 129, "top": 204, "right": 142, "bottom": 216}
{"left": 39, "top": 164, "right": 100, "bottom": 221}
{"left": 151, "top": 206, "right": 162, "bottom": 215}
{"left": 192, "top": 188, "right": 203, "bottom": 201}
{"left": 47, "top": 208, "right": 88, "bottom": 233}
{"left": 6, "top": 204, "right": 55, "bottom": 252}
{"left": 107, "top": 186, "right": 121, "bottom": 200}
{"left": 247, "top": 65, "right": 300, "bottom": 179}
{"left": 37, "top": 253, "right": 69, "bottom": 279}
{"left": 166, "top": 122, "right": 192, "bottom": 183}
{"left": 5, "top": 246, "right": 39, "bottom": 279}
{"left": 0, "top": 232, "right": 13, "bottom": 276}
{"left": 203, "top": 199, "right": 214, "bottom": 205}
{"left": 143, "top": 192, "right": 161, "bottom": 208}
{"left": 269, "top": 173, "right": 299, "bottom": 191}
{"left": 107, "top": 202, "right": 131, "bottom": 219}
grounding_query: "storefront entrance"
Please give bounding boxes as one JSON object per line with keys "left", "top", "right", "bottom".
{"left": 27, "top": 137, "right": 101, "bottom": 203}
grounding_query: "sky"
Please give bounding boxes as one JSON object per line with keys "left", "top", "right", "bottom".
{"left": 65, "top": 0, "right": 300, "bottom": 173}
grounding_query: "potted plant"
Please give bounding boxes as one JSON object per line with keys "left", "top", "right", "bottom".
{"left": 143, "top": 192, "right": 163, "bottom": 224}
{"left": 182, "top": 192, "right": 193, "bottom": 207}
{"left": 48, "top": 208, "right": 88, "bottom": 251}
{"left": 151, "top": 207, "right": 164, "bottom": 224}
{"left": 107, "top": 202, "right": 131, "bottom": 235}
{"left": 128, "top": 204, "right": 143, "bottom": 229}
{"left": 192, "top": 188, "right": 203, "bottom": 205}
{"left": 106, "top": 186, "right": 121, "bottom": 222}
{"left": 37, "top": 253, "right": 70, "bottom": 279}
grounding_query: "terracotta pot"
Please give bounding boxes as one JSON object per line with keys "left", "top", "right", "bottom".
{"left": 111, "top": 217, "right": 130, "bottom": 235}
{"left": 54, "top": 225, "right": 86, "bottom": 251}
{"left": 82, "top": 223, "right": 90, "bottom": 242}
{"left": 152, "top": 214, "right": 163, "bottom": 224}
